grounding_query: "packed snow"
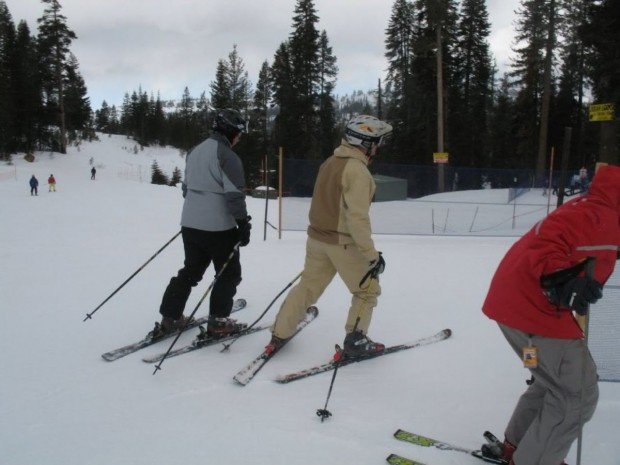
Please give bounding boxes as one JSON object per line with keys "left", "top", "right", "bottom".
{"left": 1, "top": 134, "right": 618, "bottom": 465}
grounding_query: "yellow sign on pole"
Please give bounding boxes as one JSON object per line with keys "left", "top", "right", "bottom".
{"left": 589, "top": 103, "right": 615, "bottom": 122}
{"left": 433, "top": 152, "right": 449, "bottom": 164}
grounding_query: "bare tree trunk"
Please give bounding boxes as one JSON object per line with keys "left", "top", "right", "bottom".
{"left": 536, "top": 0, "right": 556, "bottom": 183}
{"left": 53, "top": 5, "right": 67, "bottom": 154}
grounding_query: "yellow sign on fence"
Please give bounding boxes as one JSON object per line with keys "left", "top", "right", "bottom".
{"left": 433, "top": 152, "right": 449, "bottom": 164}
{"left": 589, "top": 103, "right": 615, "bottom": 122}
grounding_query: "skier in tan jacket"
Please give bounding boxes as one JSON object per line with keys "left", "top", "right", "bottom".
{"left": 266, "top": 115, "right": 393, "bottom": 357}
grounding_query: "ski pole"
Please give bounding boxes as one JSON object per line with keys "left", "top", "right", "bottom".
{"left": 152, "top": 242, "right": 241, "bottom": 375}
{"left": 83, "top": 231, "right": 181, "bottom": 322}
{"left": 576, "top": 256, "right": 596, "bottom": 465}
{"left": 221, "top": 270, "right": 302, "bottom": 352}
{"left": 316, "top": 316, "right": 362, "bottom": 422}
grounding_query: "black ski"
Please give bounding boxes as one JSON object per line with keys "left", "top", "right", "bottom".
{"left": 101, "top": 298, "right": 247, "bottom": 361}
{"left": 232, "top": 306, "right": 319, "bottom": 386}
{"left": 142, "top": 324, "right": 268, "bottom": 363}
{"left": 274, "top": 329, "right": 452, "bottom": 384}
{"left": 393, "top": 429, "right": 505, "bottom": 464}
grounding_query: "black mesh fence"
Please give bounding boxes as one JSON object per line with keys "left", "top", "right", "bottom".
{"left": 281, "top": 158, "right": 566, "bottom": 199}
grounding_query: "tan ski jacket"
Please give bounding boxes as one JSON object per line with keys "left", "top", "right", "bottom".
{"left": 307, "top": 141, "right": 378, "bottom": 262}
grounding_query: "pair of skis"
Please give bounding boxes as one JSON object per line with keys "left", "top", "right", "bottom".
{"left": 388, "top": 429, "right": 506, "bottom": 465}
{"left": 102, "top": 300, "right": 452, "bottom": 388}
{"left": 101, "top": 298, "right": 248, "bottom": 361}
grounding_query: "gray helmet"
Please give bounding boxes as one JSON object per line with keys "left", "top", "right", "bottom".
{"left": 344, "top": 115, "right": 393, "bottom": 149}
{"left": 212, "top": 108, "right": 248, "bottom": 139}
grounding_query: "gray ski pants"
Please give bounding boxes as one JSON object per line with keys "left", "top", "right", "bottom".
{"left": 499, "top": 324, "right": 599, "bottom": 465}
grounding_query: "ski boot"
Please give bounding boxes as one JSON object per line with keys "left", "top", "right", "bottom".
{"left": 206, "top": 316, "right": 247, "bottom": 338}
{"left": 480, "top": 431, "right": 515, "bottom": 464}
{"left": 148, "top": 315, "right": 193, "bottom": 340}
{"left": 341, "top": 330, "right": 385, "bottom": 359}
{"left": 264, "top": 334, "right": 290, "bottom": 356}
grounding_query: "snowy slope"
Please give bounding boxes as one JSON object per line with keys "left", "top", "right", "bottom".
{"left": 0, "top": 135, "right": 618, "bottom": 465}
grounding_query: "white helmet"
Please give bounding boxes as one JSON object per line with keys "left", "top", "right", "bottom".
{"left": 344, "top": 115, "right": 393, "bottom": 149}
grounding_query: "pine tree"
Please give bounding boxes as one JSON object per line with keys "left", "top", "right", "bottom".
{"left": 0, "top": 0, "right": 15, "bottom": 158}
{"left": 271, "top": 41, "right": 296, "bottom": 153}
{"left": 210, "top": 59, "right": 230, "bottom": 109}
{"left": 449, "top": 0, "right": 492, "bottom": 167}
{"left": 150, "top": 92, "right": 166, "bottom": 145}
{"left": 376, "top": 78, "right": 384, "bottom": 120}
{"left": 13, "top": 20, "right": 41, "bottom": 154}
{"left": 150, "top": 160, "right": 169, "bottom": 185}
{"left": 195, "top": 91, "right": 210, "bottom": 141}
{"left": 384, "top": 0, "right": 416, "bottom": 161}
{"left": 582, "top": 0, "right": 620, "bottom": 104}
{"left": 95, "top": 100, "right": 111, "bottom": 132}
{"left": 37, "top": 0, "right": 77, "bottom": 153}
{"left": 177, "top": 86, "right": 194, "bottom": 152}
{"left": 227, "top": 44, "right": 251, "bottom": 111}
{"left": 169, "top": 166, "right": 182, "bottom": 186}
{"left": 108, "top": 104, "right": 120, "bottom": 133}
{"left": 63, "top": 52, "right": 91, "bottom": 133}
{"left": 253, "top": 60, "right": 272, "bottom": 154}
{"left": 488, "top": 74, "right": 518, "bottom": 167}
{"left": 581, "top": 0, "right": 620, "bottom": 165}
{"left": 553, "top": 0, "right": 589, "bottom": 166}
{"left": 316, "top": 30, "right": 338, "bottom": 158}
{"left": 288, "top": 0, "right": 321, "bottom": 158}
{"left": 510, "top": 0, "right": 553, "bottom": 170}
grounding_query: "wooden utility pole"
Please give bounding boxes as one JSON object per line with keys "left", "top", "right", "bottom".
{"left": 436, "top": 10, "right": 445, "bottom": 193}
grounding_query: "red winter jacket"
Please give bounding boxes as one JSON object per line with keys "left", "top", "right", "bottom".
{"left": 483, "top": 165, "right": 620, "bottom": 339}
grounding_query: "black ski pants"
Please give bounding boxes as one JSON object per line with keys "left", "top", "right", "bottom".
{"left": 159, "top": 226, "right": 241, "bottom": 320}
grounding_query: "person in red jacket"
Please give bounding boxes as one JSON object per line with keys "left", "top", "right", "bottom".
{"left": 482, "top": 164, "right": 620, "bottom": 465}
{"left": 48, "top": 174, "right": 56, "bottom": 192}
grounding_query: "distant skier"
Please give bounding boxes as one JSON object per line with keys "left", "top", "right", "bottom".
{"left": 264, "top": 115, "right": 393, "bottom": 357}
{"left": 91, "top": 167, "right": 96, "bottom": 180}
{"left": 29, "top": 175, "right": 38, "bottom": 196}
{"left": 578, "top": 166, "right": 589, "bottom": 192}
{"left": 481, "top": 165, "right": 620, "bottom": 465}
{"left": 150, "top": 109, "right": 251, "bottom": 339}
{"left": 48, "top": 174, "right": 56, "bottom": 192}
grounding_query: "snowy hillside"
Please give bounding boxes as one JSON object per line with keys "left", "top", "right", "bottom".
{"left": 0, "top": 135, "right": 618, "bottom": 465}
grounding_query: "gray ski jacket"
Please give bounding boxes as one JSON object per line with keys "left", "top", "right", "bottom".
{"left": 180, "top": 132, "right": 248, "bottom": 231}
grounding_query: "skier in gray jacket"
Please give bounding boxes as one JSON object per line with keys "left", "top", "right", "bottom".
{"left": 151, "top": 109, "right": 252, "bottom": 339}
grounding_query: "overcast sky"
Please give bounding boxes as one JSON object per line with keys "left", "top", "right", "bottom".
{"left": 5, "top": 0, "right": 522, "bottom": 109}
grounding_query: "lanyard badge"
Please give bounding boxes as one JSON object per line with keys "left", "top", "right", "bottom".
{"left": 522, "top": 336, "right": 538, "bottom": 368}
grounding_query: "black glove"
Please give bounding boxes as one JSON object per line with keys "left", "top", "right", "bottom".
{"left": 236, "top": 216, "right": 252, "bottom": 247}
{"left": 556, "top": 277, "right": 603, "bottom": 315}
{"left": 369, "top": 252, "right": 386, "bottom": 276}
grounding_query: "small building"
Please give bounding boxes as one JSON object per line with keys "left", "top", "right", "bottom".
{"left": 372, "top": 175, "right": 407, "bottom": 202}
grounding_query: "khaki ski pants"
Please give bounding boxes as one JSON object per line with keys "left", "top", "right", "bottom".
{"left": 499, "top": 324, "right": 599, "bottom": 465}
{"left": 272, "top": 237, "right": 380, "bottom": 339}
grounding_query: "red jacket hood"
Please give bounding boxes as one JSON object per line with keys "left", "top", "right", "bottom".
{"left": 587, "top": 165, "right": 620, "bottom": 216}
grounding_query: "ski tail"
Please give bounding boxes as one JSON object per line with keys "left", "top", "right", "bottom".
{"left": 233, "top": 306, "right": 319, "bottom": 386}
{"left": 386, "top": 454, "right": 426, "bottom": 465}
